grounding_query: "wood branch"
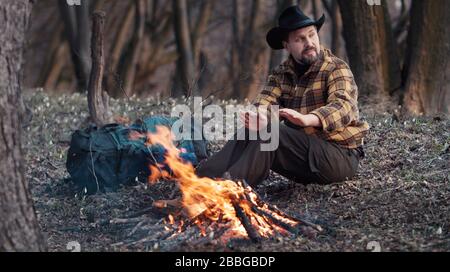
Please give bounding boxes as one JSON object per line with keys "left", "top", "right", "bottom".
{"left": 240, "top": 180, "right": 323, "bottom": 232}
{"left": 231, "top": 198, "right": 261, "bottom": 243}
{"left": 152, "top": 199, "right": 182, "bottom": 209}
{"left": 250, "top": 205, "right": 299, "bottom": 236}
{"left": 87, "top": 11, "right": 111, "bottom": 126}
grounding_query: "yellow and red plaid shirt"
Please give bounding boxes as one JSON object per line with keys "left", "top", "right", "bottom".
{"left": 253, "top": 47, "right": 369, "bottom": 149}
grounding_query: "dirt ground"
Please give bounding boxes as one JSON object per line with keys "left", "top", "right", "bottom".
{"left": 23, "top": 90, "right": 449, "bottom": 252}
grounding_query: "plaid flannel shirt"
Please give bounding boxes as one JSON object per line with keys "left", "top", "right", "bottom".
{"left": 253, "top": 47, "right": 369, "bottom": 149}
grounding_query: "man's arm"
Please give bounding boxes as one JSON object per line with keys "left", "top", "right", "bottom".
{"left": 309, "top": 66, "right": 359, "bottom": 132}
{"left": 242, "top": 74, "right": 282, "bottom": 131}
{"left": 253, "top": 74, "right": 282, "bottom": 108}
{"left": 278, "top": 109, "right": 322, "bottom": 128}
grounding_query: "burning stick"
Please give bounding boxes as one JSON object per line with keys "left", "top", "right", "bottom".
{"left": 240, "top": 180, "right": 323, "bottom": 233}
{"left": 231, "top": 197, "right": 262, "bottom": 243}
{"left": 249, "top": 206, "right": 300, "bottom": 236}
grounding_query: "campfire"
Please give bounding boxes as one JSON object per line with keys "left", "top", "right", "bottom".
{"left": 139, "top": 126, "right": 322, "bottom": 243}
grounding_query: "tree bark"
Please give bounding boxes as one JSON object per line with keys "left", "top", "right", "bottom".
{"left": 38, "top": 23, "right": 66, "bottom": 91}
{"left": 0, "top": 0, "right": 46, "bottom": 252}
{"left": 191, "top": 0, "right": 215, "bottom": 66}
{"left": 402, "top": 0, "right": 450, "bottom": 115}
{"left": 105, "top": 1, "right": 135, "bottom": 98}
{"left": 119, "top": 0, "right": 147, "bottom": 97}
{"left": 172, "top": 0, "right": 197, "bottom": 97}
{"left": 338, "top": 0, "right": 401, "bottom": 100}
{"left": 269, "top": 0, "right": 298, "bottom": 70}
{"left": 88, "top": 12, "right": 112, "bottom": 126}
{"left": 231, "top": 0, "right": 265, "bottom": 100}
{"left": 230, "top": 0, "right": 242, "bottom": 99}
{"left": 311, "top": 0, "right": 321, "bottom": 20}
{"left": 58, "top": 0, "right": 93, "bottom": 92}
{"left": 328, "top": 0, "right": 343, "bottom": 58}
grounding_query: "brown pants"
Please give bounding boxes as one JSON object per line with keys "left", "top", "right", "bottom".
{"left": 195, "top": 123, "right": 362, "bottom": 187}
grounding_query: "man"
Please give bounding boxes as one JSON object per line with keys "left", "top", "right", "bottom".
{"left": 196, "top": 6, "right": 369, "bottom": 187}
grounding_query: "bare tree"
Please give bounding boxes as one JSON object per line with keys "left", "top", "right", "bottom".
{"left": 269, "top": 0, "right": 298, "bottom": 70}
{"left": 58, "top": 0, "right": 93, "bottom": 92}
{"left": 311, "top": 0, "right": 321, "bottom": 20}
{"left": 402, "top": 0, "right": 450, "bottom": 115}
{"left": 0, "top": 0, "right": 46, "bottom": 251}
{"left": 172, "top": 0, "right": 196, "bottom": 97}
{"left": 321, "top": 0, "right": 343, "bottom": 58}
{"left": 118, "top": 0, "right": 147, "bottom": 97}
{"left": 172, "top": 0, "right": 215, "bottom": 97}
{"left": 230, "top": 0, "right": 265, "bottom": 100}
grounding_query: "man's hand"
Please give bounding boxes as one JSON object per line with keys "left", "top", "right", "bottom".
{"left": 279, "top": 108, "right": 322, "bottom": 128}
{"left": 239, "top": 109, "right": 268, "bottom": 131}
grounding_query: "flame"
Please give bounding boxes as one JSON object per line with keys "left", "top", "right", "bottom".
{"left": 144, "top": 126, "right": 299, "bottom": 241}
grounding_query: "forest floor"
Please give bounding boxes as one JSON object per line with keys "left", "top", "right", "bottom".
{"left": 24, "top": 90, "right": 449, "bottom": 252}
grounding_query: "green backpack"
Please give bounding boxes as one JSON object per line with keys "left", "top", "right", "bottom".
{"left": 66, "top": 116, "right": 207, "bottom": 195}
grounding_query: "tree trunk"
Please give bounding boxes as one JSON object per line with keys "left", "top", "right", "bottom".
{"left": 311, "top": 0, "right": 321, "bottom": 20}
{"left": 38, "top": 23, "right": 65, "bottom": 91}
{"left": 0, "top": 0, "right": 46, "bottom": 252}
{"left": 118, "top": 0, "right": 146, "bottom": 97}
{"left": 402, "top": 0, "right": 450, "bottom": 116}
{"left": 173, "top": 0, "right": 197, "bottom": 97}
{"left": 191, "top": 0, "right": 215, "bottom": 66}
{"left": 58, "top": 0, "right": 93, "bottom": 92}
{"left": 338, "top": 0, "right": 401, "bottom": 100}
{"left": 230, "top": 0, "right": 242, "bottom": 99}
{"left": 231, "top": 0, "right": 265, "bottom": 100}
{"left": 269, "top": 0, "right": 298, "bottom": 70}
{"left": 105, "top": 1, "right": 135, "bottom": 98}
{"left": 329, "top": 0, "right": 343, "bottom": 58}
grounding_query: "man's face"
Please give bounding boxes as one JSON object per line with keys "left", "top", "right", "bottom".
{"left": 283, "top": 25, "right": 321, "bottom": 65}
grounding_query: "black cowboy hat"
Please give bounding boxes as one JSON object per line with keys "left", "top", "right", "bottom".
{"left": 266, "top": 6, "right": 325, "bottom": 50}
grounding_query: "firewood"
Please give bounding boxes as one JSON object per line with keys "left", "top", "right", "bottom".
{"left": 231, "top": 197, "right": 261, "bottom": 243}
{"left": 250, "top": 205, "right": 300, "bottom": 236}
{"left": 240, "top": 179, "right": 323, "bottom": 232}
{"left": 152, "top": 198, "right": 182, "bottom": 209}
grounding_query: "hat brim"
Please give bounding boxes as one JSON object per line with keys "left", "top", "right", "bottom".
{"left": 266, "top": 14, "right": 326, "bottom": 50}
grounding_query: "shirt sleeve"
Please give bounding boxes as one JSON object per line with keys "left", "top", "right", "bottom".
{"left": 310, "top": 67, "right": 359, "bottom": 133}
{"left": 253, "top": 74, "right": 282, "bottom": 108}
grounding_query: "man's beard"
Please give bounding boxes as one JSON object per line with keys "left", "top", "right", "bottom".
{"left": 299, "top": 47, "right": 320, "bottom": 65}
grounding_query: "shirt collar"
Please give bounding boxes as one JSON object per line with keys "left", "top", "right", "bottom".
{"left": 279, "top": 46, "right": 330, "bottom": 79}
